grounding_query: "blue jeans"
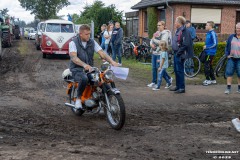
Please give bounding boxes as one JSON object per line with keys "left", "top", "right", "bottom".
{"left": 112, "top": 44, "right": 122, "bottom": 64}
{"left": 156, "top": 68, "right": 171, "bottom": 89}
{"left": 225, "top": 58, "right": 240, "bottom": 77}
{"left": 104, "top": 44, "right": 109, "bottom": 55}
{"left": 174, "top": 54, "right": 185, "bottom": 90}
{"left": 151, "top": 54, "right": 160, "bottom": 84}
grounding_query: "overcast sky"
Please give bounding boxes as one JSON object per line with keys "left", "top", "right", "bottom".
{"left": 0, "top": 0, "right": 141, "bottom": 24}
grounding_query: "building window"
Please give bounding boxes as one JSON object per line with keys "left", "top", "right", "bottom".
{"left": 144, "top": 11, "right": 148, "bottom": 31}
{"left": 192, "top": 23, "right": 221, "bottom": 33}
{"left": 191, "top": 8, "right": 221, "bottom": 33}
{"left": 159, "top": 9, "right": 166, "bottom": 22}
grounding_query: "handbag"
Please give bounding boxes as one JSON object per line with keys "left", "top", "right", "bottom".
{"left": 199, "top": 50, "right": 206, "bottom": 63}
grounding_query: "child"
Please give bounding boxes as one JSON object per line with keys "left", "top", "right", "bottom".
{"left": 152, "top": 40, "right": 172, "bottom": 91}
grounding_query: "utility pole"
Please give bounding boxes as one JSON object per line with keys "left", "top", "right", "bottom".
{"left": 0, "top": 22, "right": 2, "bottom": 60}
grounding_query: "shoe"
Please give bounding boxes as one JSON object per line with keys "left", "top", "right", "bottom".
{"left": 75, "top": 98, "right": 82, "bottom": 109}
{"left": 237, "top": 89, "right": 240, "bottom": 93}
{"left": 147, "top": 83, "right": 156, "bottom": 88}
{"left": 211, "top": 80, "right": 217, "bottom": 84}
{"left": 203, "top": 80, "right": 212, "bottom": 86}
{"left": 152, "top": 87, "right": 160, "bottom": 91}
{"left": 232, "top": 118, "right": 240, "bottom": 132}
{"left": 224, "top": 88, "right": 231, "bottom": 94}
{"left": 103, "top": 61, "right": 109, "bottom": 65}
{"left": 118, "top": 63, "right": 122, "bottom": 66}
{"left": 174, "top": 89, "right": 185, "bottom": 93}
{"left": 169, "top": 87, "right": 179, "bottom": 91}
{"left": 169, "top": 77, "right": 173, "bottom": 84}
{"left": 165, "top": 83, "right": 172, "bottom": 89}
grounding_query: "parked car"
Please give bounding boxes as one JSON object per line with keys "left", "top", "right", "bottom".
{"left": 35, "top": 22, "right": 45, "bottom": 50}
{"left": 40, "top": 19, "right": 77, "bottom": 58}
{"left": 28, "top": 30, "right": 36, "bottom": 40}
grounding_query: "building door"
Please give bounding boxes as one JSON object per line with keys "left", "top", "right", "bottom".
{"left": 236, "top": 11, "right": 240, "bottom": 23}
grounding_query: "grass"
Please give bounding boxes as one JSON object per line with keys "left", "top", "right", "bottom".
{"left": 94, "top": 54, "right": 238, "bottom": 85}
{"left": 18, "top": 39, "right": 29, "bottom": 55}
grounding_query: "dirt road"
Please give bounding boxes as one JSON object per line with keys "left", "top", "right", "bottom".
{"left": 0, "top": 39, "right": 239, "bottom": 160}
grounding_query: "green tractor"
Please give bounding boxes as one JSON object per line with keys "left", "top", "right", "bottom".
{"left": 0, "top": 14, "right": 13, "bottom": 48}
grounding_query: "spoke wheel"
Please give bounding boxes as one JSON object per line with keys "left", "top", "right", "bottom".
{"left": 104, "top": 92, "right": 125, "bottom": 130}
{"left": 184, "top": 56, "right": 201, "bottom": 78}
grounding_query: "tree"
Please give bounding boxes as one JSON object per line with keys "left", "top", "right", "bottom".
{"left": 73, "top": 0, "right": 123, "bottom": 35}
{"left": 18, "top": 0, "right": 70, "bottom": 20}
{"left": 0, "top": 8, "right": 9, "bottom": 17}
{"left": 147, "top": 7, "right": 158, "bottom": 39}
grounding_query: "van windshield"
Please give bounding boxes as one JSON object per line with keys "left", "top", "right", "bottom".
{"left": 46, "top": 23, "right": 74, "bottom": 33}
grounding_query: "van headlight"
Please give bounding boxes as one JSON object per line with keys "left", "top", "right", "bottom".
{"left": 105, "top": 70, "right": 114, "bottom": 80}
{"left": 46, "top": 40, "right": 52, "bottom": 46}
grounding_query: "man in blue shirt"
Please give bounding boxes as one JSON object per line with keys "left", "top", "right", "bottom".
{"left": 186, "top": 20, "right": 196, "bottom": 40}
{"left": 203, "top": 21, "right": 218, "bottom": 86}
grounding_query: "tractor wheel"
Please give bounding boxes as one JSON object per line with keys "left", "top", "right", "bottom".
{"left": 2, "top": 32, "right": 11, "bottom": 48}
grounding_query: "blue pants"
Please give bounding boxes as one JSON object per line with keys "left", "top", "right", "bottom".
{"left": 112, "top": 44, "right": 122, "bottom": 64}
{"left": 72, "top": 71, "right": 89, "bottom": 97}
{"left": 225, "top": 58, "right": 240, "bottom": 77}
{"left": 104, "top": 44, "right": 109, "bottom": 55}
{"left": 174, "top": 54, "right": 185, "bottom": 90}
{"left": 151, "top": 54, "right": 160, "bottom": 84}
{"left": 156, "top": 68, "right": 171, "bottom": 89}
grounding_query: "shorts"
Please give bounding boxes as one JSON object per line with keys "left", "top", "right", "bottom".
{"left": 225, "top": 58, "right": 240, "bottom": 77}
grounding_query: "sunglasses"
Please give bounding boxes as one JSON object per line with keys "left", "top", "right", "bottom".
{"left": 157, "top": 25, "right": 162, "bottom": 26}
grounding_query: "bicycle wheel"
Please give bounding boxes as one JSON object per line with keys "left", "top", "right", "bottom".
{"left": 184, "top": 56, "right": 201, "bottom": 78}
{"left": 123, "top": 48, "right": 134, "bottom": 59}
{"left": 215, "top": 55, "right": 227, "bottom": 79}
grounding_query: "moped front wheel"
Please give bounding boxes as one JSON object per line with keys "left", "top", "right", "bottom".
{"left": 104, "top": 92, "right": 125, "bottom": 130}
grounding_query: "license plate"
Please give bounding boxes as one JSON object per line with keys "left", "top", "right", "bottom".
{"left": 55, "top": 51, "right": 67, "bottom": 54}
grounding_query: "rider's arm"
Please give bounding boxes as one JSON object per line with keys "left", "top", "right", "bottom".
{"left": 93, "top": 40, "right": 118, "bottom": 66}
{"left": 69, "top": 41, "right": 91, "bottom": 70}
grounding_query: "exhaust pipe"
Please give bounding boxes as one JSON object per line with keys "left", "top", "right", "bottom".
{"left": 65, "top": 103, "right": 75, "bottom": 108}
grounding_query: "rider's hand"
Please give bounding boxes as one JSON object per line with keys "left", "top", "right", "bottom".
{"left": 203, "top": 45, "right": 206, "bottom": 50}
{"left": 84, "top": 64, "right": 92, "bottom": 71}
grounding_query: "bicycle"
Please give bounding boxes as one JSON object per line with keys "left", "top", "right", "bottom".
{"left": 214, "top": 54, "right": 227, "bottom": 79}
{"left": 135, "top": 37, "right": 152, "bottom": 63}
{"left": 167, "top": 52, "right": 201, "bottom": 78}
{"left": 122, "top": 35, "right": 139, "bottom": 59}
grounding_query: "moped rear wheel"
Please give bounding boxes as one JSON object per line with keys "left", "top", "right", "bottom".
{"left": 69, "top": 86, "right": 85, "bottom": 116}
{"left": 104, "top": 92, "right": 125, "bottom": 130}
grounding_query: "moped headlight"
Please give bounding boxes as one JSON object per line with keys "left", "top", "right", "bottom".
{"left": 46, "top": 40, "right": 52, "bottom": 46}
{"left": 105, "top": 70, "right": 114, "bottom": 80}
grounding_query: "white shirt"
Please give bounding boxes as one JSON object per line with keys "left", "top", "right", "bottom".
{"left": 103, "top": 30, "right": 112, "bottom": 44}
{"left": 69, "top": 40, "right": 102, "bottom": 53}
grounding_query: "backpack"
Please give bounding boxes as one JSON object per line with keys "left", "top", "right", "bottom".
{"left": 166, "top": 30, "right": 172, "bottom": 47}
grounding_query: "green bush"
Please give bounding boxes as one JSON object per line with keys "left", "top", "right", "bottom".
{"left": 147, "top": 7, "right": 158, "bottom": 39}
{"left": 194, "top": 42, "right": 226, "bottom": 68}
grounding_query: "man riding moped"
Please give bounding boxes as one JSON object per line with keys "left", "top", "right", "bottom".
{"left": 69, "top": 24, "right": 119, "bottom": 109}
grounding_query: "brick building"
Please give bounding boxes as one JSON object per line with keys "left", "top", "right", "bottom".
{"left": 130, "top": 0, "right": 240, "bottom": 41}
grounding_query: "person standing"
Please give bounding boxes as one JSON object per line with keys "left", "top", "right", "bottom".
{"left": 185, "top": 20, "right": 196, "bottom": 40}
{"left": 147, "top": 21, "right": 173, "bottom": 88}
{"left": 224, "top": 22, "right": 240, "bottom": 94}
{"left": 170, "top": 16, "right": 193, "bottom": 93}
{"left": 111, "top": 22, "right": 123, "bottom": 66}
{"left": 103, "top": 24, "right": 113, "bottom": 55}
{"left": 202, "top": 21, "right": 218, "bottom": 86}
{"left": 96, "top": 24, "right": 107, "bottom": 46}
{"left": 152, "top": 40, "right": 172, "bottom": 91}
{"left": 185, "top": 20, "right": 196, "bottom": 75}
